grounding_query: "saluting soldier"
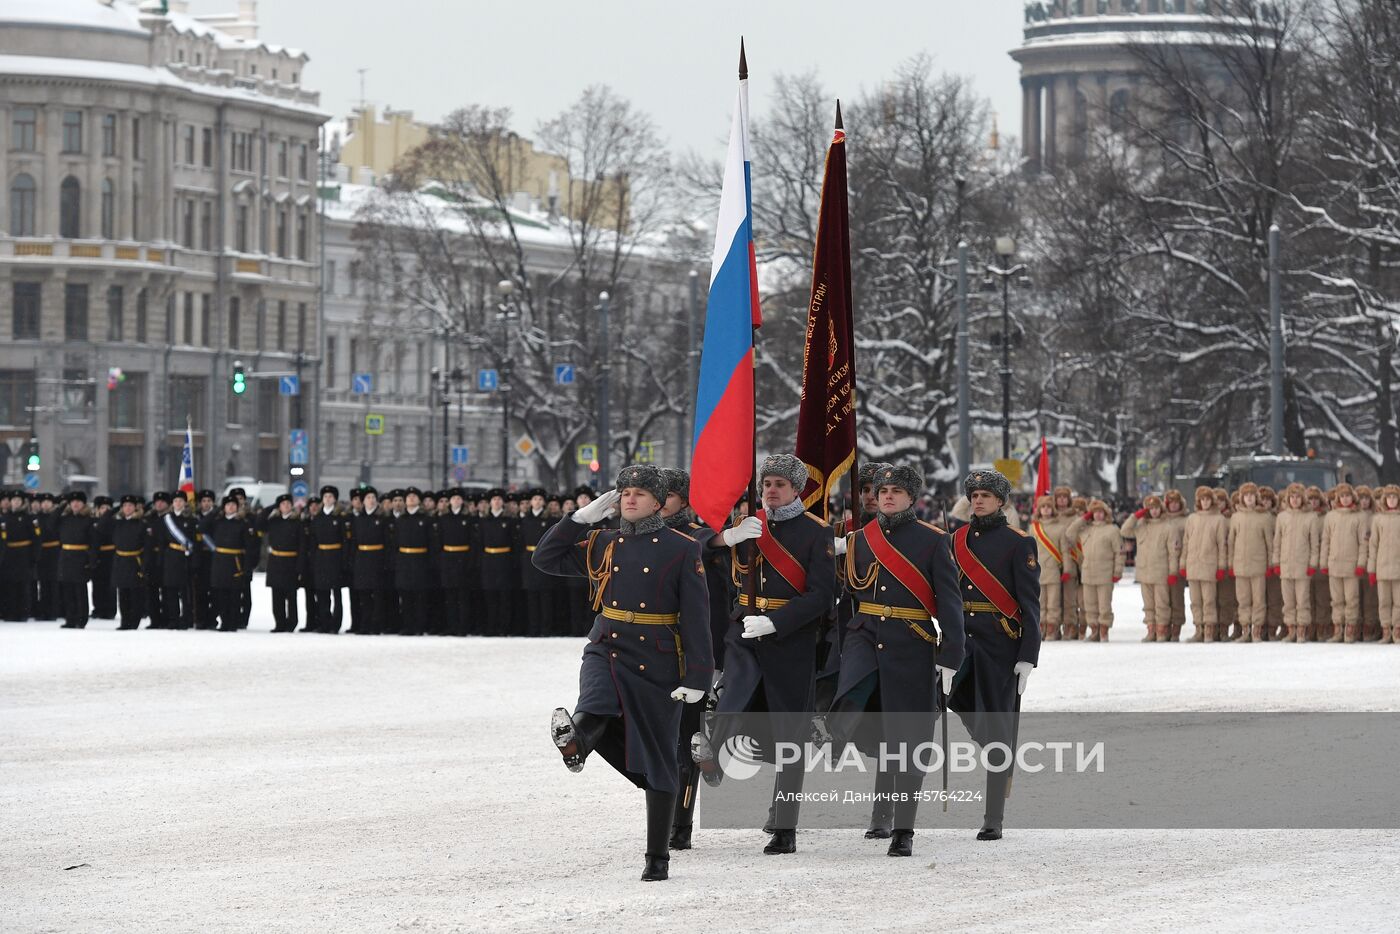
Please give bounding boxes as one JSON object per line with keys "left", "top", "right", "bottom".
{"left": 818, "top": 464, "right": 966, "bottom": 858}
{"left": 947, "top": 469, "right": 1041, "bottom": 842}
{"left": 192, "top": 490, "right": 218, "bottom": 629}
{"left": 306, "top": 485, "right": 350, "bottom": 634}
{"left": 158, "top": 492, "right": 199, "bottom": 630}
{"left": 537, "top": 465, "right": 713, "bottom": 882}
{"left": 56, "top": 491, "right": 96, "bottom": 629}
{"left": 691, "top": 454, "right": 838, "bottom": 856}
{"left": 111, "top": 494, "right": 148, "bottom": 630}
{"left": 90, "top": 496, "right": 117, "bottom": 619}
{"left": 262, "top": 494, "right": 304, "bottom": 632}
{"left": 436, "top": 488, "right": 477, "bottom": 637}
{"left": 518, "top": 488, "right": 559, "bottom": 637}
{"left": 35, "top": 493, "right": 61, "bottom": 619}
{"left": 144, "top": 492, "right": 170, "bottom": 629}
{"left": 2, "top": 491, "right": 39, "bottom": 621}
{"left": 393, "top": 487, "right": 434, "bottom": 637}
{"left": 233, "top": 488, "right": 261, "bottom": 631}
{"left": 348, "top": 487, "right": 392, "bottom": 635}
{"left": 478, "top": 488, "right": 519, "bottom": 636}
{"left": 204, "top": 494, "right": 257, "bottom": 631}
{"left": 420, "top": 490, "right": 447, "bottom": 635}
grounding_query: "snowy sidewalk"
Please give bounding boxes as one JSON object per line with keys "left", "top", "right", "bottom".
{"left": 2, "top": 580, "right": 1397, "bottom": 933}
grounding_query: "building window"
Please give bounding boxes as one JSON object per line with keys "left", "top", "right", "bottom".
{"left": 298, "top": 143, "right": 309, "bottom": 180}
{"left": 62, "top": 368, "right": 95, "bottom": 423}
{"left": 296, "top": 209, "right": 309, "bottom": 260}
{"left": 183, "top": 125, "right": 195, "bottom": 164}
{"left": 326, "top": 260, "right": 336, "bottom": 295}
{"left": 62, "top": 110, "right": 82, "bottom": 153}
{"left": 297, "top": 302, "right": 308, "bottom": 351}
{"left": 256, "top": 299, "right": 266, "bottom": 350}
{"left": 227, "top": 377, "right": 242, "bottom": 426}
{"left": 1110, "top": 89, "right": 1132, "bottom": 133}
{"left": 235, "top": 203, "right": 249, "bottom": 251}
{"left": 0, "top": 371, "right": 37, "bottom": 428}
{"left": 65, "top": 283, "right": 89, "bottom": 340}
{"left": 107, "top": 285, "right": 124, "bottom": 341}
{"left": 132, "top": 116, "right": 141, "bottom": 159}
{"left": 201, "top": 294, "right": 212, "bottom": 348}
{"left": 200, "top": 201, "right": 212, "bottom": 250}
{"left": 202, "top": 127, "right": 213, "bottom": 167}
{"left": 132, "top": 180, "right": 140, "bottom": 240}
{"left": 110, "top": 372, "right": 145, "bottom": 429}
{"left": 183, "top": 292, "right": 195, "bottom": 345}
{"left": 169, "top": 376, "right": 206, "bottom": 433}
{"left": 102, "top": 114, "right": 117, "bottom": 156}
{"left": 325, "top": 336, "right": 337, "bottom": 387}
{"left": 101, "top": 179, "right": 115, "bottom": 239}
{"left": 349, "top": 338, "right": 360, "bottom": 387}
{"left": 12, "top": 107, "right": 36, "bottom": 151}
{"left": 277, "top": 300, "right": 287, "bottom": 349}
{"left": 60, "top": 176, "right": 82, "bottom": 238}
{"left": 394, "top": 341, "right": 404, "bottom": 393}
{"left": 164, "top": 293, "right": 175, "bottom": 343}
{"left": 276, "top": 207, "right": 288, "bottom": 257}
{"left": 229, "top": 296, "right": 241, "bottom": 350}
{"left": 13, "top": 283, "right": 41, "bottom": 339}
{"left": 256, "top": 379, "right": 278, "bottom": 432}
{"left": 10, "top": 173, "right": 36, "bottom": 235}
{"left": 324, "top": 421, "right": 336, "bottom": 461}
{"left": 136, "top": 289, "right": 148, "bottom": 343}
{"left": 278, "top": 139, "right": 288, "bottom": 177}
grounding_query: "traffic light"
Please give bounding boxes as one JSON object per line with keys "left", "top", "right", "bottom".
{"left": 232, "top": 360, "right": 247, "bottom": 395}
{"left": 26, "top": 437, "right": 39, "bottom": 471}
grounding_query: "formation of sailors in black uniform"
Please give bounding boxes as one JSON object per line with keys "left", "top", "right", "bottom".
{"left": 0, "top": 483, "right": 609, "bottom": 636}
{"left": 543, "top": 459, "right": 1041, "bottom": 881}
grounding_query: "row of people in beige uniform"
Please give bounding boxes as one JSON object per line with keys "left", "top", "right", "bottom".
{"left": 1026, "top": 482, "right": 1400, "bottom": 644}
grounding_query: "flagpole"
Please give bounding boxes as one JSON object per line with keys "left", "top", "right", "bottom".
{"left": 835, "top": 99, "right": 859, "bottom": 530}
{"left": 740, "top": 38, "right": 759, "bottom": 611}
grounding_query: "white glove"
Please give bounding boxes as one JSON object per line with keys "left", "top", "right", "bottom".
{"left": 721, "top": 515, "right": 764, "bottom": 547}
{"left": 741, "top": 615, "right": 777, "bottom": 639}
{"left": 833, "top": 535, "right": 848, "bottom": 556}
{"left": 938, "top": 665, "right": 957, "bottom": 695}
{"left": 671, "top": 687, "right": 705, "bottom": 703}
{"left": 572, "top": 489, "right": 620, "bottom": 525}
{"left": 1014, "top": 661, "right": 1034, "bottom": 695}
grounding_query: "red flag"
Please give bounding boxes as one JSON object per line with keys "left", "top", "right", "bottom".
{"left": 795, "top": 103, "right": 856, "bottom": 521}
{"left": 1034, "top": 436, "right": 1051, "bottom": 500}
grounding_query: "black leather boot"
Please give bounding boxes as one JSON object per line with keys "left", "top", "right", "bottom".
{"left": 887, "top": 829, "right": 914, "bottom": 857}
{"left": 763, "top": 828, "right": 797, "bottom": 855}
{"left": 865, "top": 768, "right": 895, "bottom": 839}
{"left": 642, "top": 789, "right": 675, "bottom": 881}
{"left": 550, "top": 709, "right": 607, "bottom": 772}
{"left": 978, "top": 759, "right": 1010, "bottom": 840}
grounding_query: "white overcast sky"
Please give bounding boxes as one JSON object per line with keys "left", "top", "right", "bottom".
{"left": 190, "top": 0, "right": 1026, "bottom": 155}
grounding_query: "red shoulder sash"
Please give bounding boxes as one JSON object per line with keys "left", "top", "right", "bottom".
{"left": 863, "top": 518, "right": 936, "bottom": 618}
{"left": 952, "top": 525, "right": 1021, "bottom": 621}
{"left": 752, "top": 509, "right": 808, "bottom": 593}
{"left": 1031, "top": 520, "right": 1063, "bottom": 566}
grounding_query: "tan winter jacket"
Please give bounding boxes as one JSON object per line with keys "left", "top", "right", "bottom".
{"left": 1321, "top": 505, "right": 1367, "bottom": 575}
{"left": 1272, "top": 505, "right": 1320, "bottom": 580}
{"left": 1071, "top": 515, "right": 1124, "bottom": 586}
{"left": 1367, "top": 507, "right": 1400, "bottom": 581}
{"left": 1120, "top": 512, "right": 1182, "bottom": 585}
{"left": 1181, "top": 509, "right": 1229, "bottom": 580}
{"left": 1228, "top": 507, "right": 1275, "bottom": 577}
{"left": 1030, "top": 513, "right": 1074, "bottom": 581}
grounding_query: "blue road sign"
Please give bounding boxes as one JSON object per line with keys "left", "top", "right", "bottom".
{"left": 23, "top": 471, "right": 40, "bottom": 490}
{"left": 289, "top": 444, "right": 309, "bottom": 466}
{"left": 478, "top": 369, "right": 499, "bottom": 392}
{"left": 290, "top": 479, "right": 309, "bottom": 500}
{"left": 450, "top": 444, "right": 470, "bottom": 466}
{"left": 352, "top": 373, "right": 373, "bottom": 395}
{"left": 279, "top": 375, "right": 300, "bottom": 396}
{"left": 554, "top": 363, "right": 575, "bottom": 386}
{"left": 289, "top": 428, "right": 308, "bottom": 447}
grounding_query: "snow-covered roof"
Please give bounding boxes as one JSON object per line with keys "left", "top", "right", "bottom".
{"left": 0, "top": 0, "right": 146, "bottom": 37}
{"left": 163, "top": 7, "right": 307, "bottom": 60}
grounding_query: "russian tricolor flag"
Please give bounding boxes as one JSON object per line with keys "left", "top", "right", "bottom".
{"left": 691, "top": 44, "right": 761, "bottom": 531}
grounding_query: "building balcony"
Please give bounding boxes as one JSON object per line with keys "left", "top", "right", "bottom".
{"left": 0, "top": 237, "right": 173, "bottom": 268}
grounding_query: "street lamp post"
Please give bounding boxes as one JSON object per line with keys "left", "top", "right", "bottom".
{"left": 597, "top": 290, "right": 611, "bottom": 482}
{"left": 429, "top": 366, "right": 440, "bottom": 487}
{"left": 496, "top": 280, "right": 519, "bottom": 488}
{"left": 983, "top": 236, "right": 1030, "bottom": 461}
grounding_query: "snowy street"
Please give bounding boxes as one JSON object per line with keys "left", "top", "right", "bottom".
{"left": 4, "top": 578, "right": 1398, "bottom": 934}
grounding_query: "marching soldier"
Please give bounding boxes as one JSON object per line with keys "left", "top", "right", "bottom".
{"left": 192, "top": 490, "right": 218, "bottom": 629}
{"left": 1183, "top": 485, "right": 1230, "bottom": 642}
{"left": 817, "top": 463, "right": 965, "bottom": 857}
{"left": 393, "top": 487, "right": 433, "bottom": 637}
{"left": 306, "top": 485, "right": 350, "bottom": 633}
{"left": 1120, "top": 494, "right": 1182, "bottom": 643}
{"left": 234, "top": 489, "right": 261, "bottom": 631}
{"left": 56, "top": 492, "right": 95, "bottom": 629}
{"left": 435, "top": 488, "right": 476, "bottom": 637}
{"left": 1066, "top": 500, "right": 1123, "bottom": 641}
{"left": 35, "top": 492, "right": 61, "bottom": 619}
{"left": 90, "top": 495, "right": 117, "bottom": 619}
{"left": 947, "top": 469, "right": 1040, "bottom": 842}
{"left": 1273, "top": 483, "right": 1320, "bottom": 643}
{"left": 538, "top": 465, "right": 713, "bottom": 882}
{"left": 348, "top": 487, "right": 393, "bottom": 635}
{"left": 204, "top": 494, "right": 257, "bottom": 631}
{"left": 479, "top": 489, "right": 518, "bottom": 636}
{"left": 111, "top": 494, "right": 147, "bottom": 630}
{"left": 2, "top": 491, "right": 39, "bottom": 621}
{"left": 1228, "top": 483, "right": 1274, "bottom": 643}
{"left": 1321, "top": 482, "right": 1366, "bottom": 643}
{"left": 158, "top": 492, "right": 199, "bottom": 630}
{"left": 262, "top": 494, "right": 304, "bottom": 633}
{"left": 420, "top": 490, "right": 447, "bottom": 635}
{"left": 144, "top": 492, "right": 170, "bottom": 629}
{"left": 518, "top": 488, "right": 559, "bottom": 637}
{"left": 690, "top": 454, "right": 837, "bottom": 855}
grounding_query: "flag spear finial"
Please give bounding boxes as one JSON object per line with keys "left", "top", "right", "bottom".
{"left": 835, "top": 99, "right": 843, "bottom": 130}
{"left": 739, "top": 38, "right": 748, "bottom": 80}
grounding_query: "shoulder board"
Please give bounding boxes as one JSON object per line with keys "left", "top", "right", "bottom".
{"left": 917, "top": 519, "right": 946, "bottom": 535}
{"left": 802, "top": 512, "right": 830, "bottom": 528}
{"left": 1011, "top": 526, "right": 1028, "bottom": 537}
{"left": 666, "top": 527, "right": 697, "bottom": 542}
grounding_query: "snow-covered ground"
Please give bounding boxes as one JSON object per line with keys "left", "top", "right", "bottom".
{"left": 3, "top": 579, "right": 1397, "bottom": 933}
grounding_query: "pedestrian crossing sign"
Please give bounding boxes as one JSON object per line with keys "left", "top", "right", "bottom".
{"left": 365, "top": 413, "right": 385, "bottom": 435}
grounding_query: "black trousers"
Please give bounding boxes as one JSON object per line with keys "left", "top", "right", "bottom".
{"left": 35, "top": 576, "right": 58, "bottom": 619}
{"left": 214, "top": 588, "right": 241, "bottom": 631}
{"left": 398, "top": 590, "right": 426, "bottom": 636}
{"left": 92, "top": 569, "right": 116, "bottom": 618}
{"left": 163, "top": 585, "right": 193, "bottom": 629}
{"left": 4, "top": 579, "right": 33, "bottom": 621}
{"left": 146, "top": 580, "right": 166, "bottom": 628}
{"left": 672, "top": 696, "right": 707, "bottom": 832}
{"left": 525, "top": 588, "right": 555, "bottom": 637}
{"left": 568, "top": 586, "right": 593, "bottom": 637}
{"left": 311, "top": 588, "right": 342, "bottom": 633}
{"left": 239, "top": 579, "right": 253, "bottom": 629}
{"left": 116, "top": 586, "right": 145, "bottom": 629}
{"left": 59, "top": 581, "right": 89, "bottom": 628}
{"left": 442, "top": 585, "right": 469, "bottom": 636}
{"left": 192, "top": 578, "right": 215, "bottom": 629}
{"left": 482, "top": 590, "right": 510, "bottom": 636}
{"left": 270, "top": 588, "right": 298, "bottom": 632}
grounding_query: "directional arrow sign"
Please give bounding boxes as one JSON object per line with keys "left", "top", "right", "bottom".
{"left": 554, "top": 363, "right": 575, "bottom": 386}
{"left": 478, "top": 369, "right": 499, "bottom": 392}
{"left": 279, "top": 375, "right": 300, "bottom": 396}
{"left": 451, "top": 445, "right": 470, "bottom": 466}
{"left": 352, "top": 373, "right": 373, "bottom": 395}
